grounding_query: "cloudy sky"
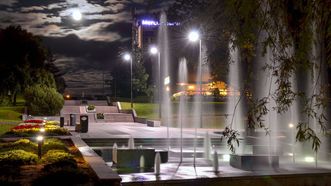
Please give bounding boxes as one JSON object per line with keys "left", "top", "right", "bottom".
{"left": 0, "top": 0, "right": 173, "bottom": 94}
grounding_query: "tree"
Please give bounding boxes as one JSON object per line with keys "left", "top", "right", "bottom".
{"left": 0, "top": 25, "right": 64, "bottom": 105}
{"left": 24, "top": 84, "right": 64, "bottom": 116}
{"left": 132, "top": 37, "right": 152, "bottom": 98}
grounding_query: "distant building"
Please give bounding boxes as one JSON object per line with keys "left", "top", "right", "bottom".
{"left": 173, "top": 81, "right": 240, "bottom": 98}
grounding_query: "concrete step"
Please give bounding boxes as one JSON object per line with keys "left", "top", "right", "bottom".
{"left": 60, "top": 106, "right": 81, "bottom": 115}
{"left": 103, "top": 113, "right": 134, "bottom": 122}
{"left": 64, "top": 100, "right": 82, "bottom": 106}
{"left": 87, "top": 100, "right": 108, "bottom": 106}
{"left": 95, "top": 106, "right": 118, "bottom": 113}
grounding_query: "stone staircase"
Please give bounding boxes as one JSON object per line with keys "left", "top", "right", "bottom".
{"left": 103, "top": 113, "right": 134, "bottom": 123}
{"left": 60, "top": 102, "right": 134, "bottom": 123}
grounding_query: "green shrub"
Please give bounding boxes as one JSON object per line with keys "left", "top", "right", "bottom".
{"left": 24, "top": 84, "right": 64, "bottom": 116}
{"left": 44, "top": 127, "right": 70, "bottom": 136}
{"left": 42, "top": 158, "right": 78, "bottom": 172}
{"left": 87, "top": 104, "right": 95, "bottom": 110}
{"left": 0, "top": 150, "right": 38, "bottom": 165}
{"left": 41, "top": 150, "right": 74, "bottom": 164}
{"left": 96, "top": 113, "right": 104, "bottom": 119}
{"left": 45, "top": 121, "right": 59, "bottom": 125}
{"left": 41, "top": 139, "right": 68, "bottom": 154}
{"left": 0, "top": 139, "right": 37, "bottom": 153}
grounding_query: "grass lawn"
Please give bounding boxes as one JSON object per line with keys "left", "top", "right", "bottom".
{"left": 0, "top": 109, "right": 23, "bottom": 122}
{"left": 0, "top": 102, "right": 24, "bottom": 134}
{"left": 0, "top": 123, "right": 17, "bottom": 135}
{"left": 121, "top": 102, "right": 159, "bottom": 120}
{"left": 0, "top": 97, "right": 25, "bottom": 122}
{"left": 120, "top": 101, "right": 227, "bottom": 129}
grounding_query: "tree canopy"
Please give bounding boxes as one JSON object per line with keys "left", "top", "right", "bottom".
{"left": 0, "top": 25, "right": 64, "bottom": 105}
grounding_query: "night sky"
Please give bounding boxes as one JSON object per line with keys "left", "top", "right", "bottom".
{"left": 0, "top": 0, "right": 174, "bottom": 94}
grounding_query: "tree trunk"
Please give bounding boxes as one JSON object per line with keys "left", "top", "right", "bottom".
{"left": 12, "top": 91, "right": 17, "bottom": 106}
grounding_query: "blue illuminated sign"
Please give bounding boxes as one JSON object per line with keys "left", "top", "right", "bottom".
{"left": 141, "top": 20, "right": 180, "bottom": 26}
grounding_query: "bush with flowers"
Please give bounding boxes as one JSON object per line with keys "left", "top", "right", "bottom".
{"left": 2, "top": 120, "right": 69, "bottom": 137}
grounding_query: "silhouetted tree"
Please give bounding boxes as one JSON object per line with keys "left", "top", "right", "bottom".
{"left": 0, "top": 25, "right": 64, "bottom": 105}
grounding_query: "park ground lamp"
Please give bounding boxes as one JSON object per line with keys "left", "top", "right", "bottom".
{"left": 123, "top": 53, "right": 133, "bottom": 108}
{"left": 149, "top": 46, "right": 162, "bottom": 119}
{"left": 36, "top": 135, "right": 44, "bottom": 159}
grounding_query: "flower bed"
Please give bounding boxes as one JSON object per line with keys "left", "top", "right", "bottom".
{"left": 23, "top": 119, "right": 44, "bottom": 123}
{"left": 0, "top": 138, "right": 98, "bottom": 185}
{"left": 2, "top": 120, "right": 69, "bottom": 137}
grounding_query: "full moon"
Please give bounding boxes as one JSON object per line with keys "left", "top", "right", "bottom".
{"left": 72, "top": 9, "right": 82, "bottom": 21}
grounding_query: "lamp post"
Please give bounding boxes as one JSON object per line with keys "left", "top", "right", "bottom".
{"left": 188, "top": 30, "right": 202, "bottom": 167}
{"left": 150, "top": 46, "right": 162, "bottom": 119}
{"left": 36, "top": 135, "right": 44, "bottom": 159}
{"left": 123, "top": 53, "right": 133, "bottom": 108}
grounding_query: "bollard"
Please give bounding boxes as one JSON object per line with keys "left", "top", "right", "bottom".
{"left": 80, "top": 115, "right": 88, "bottom": 133}
{"left": 60, "top": 117, "right": 64, "bottom": 127}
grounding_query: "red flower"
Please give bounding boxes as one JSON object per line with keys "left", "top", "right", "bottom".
{"left": 24, "top": 119, "right": 44, "bottom": 123}
{"left": 13, "top": 124, "right": 41, "bottom": 130}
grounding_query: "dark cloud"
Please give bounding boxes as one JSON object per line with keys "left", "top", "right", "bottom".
{"left": 0, "top": 0, "right": 175, "bottom": 92}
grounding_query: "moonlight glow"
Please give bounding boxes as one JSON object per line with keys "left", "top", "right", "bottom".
{"left": 72, "top": 9, "right": 82, "bottom": 21}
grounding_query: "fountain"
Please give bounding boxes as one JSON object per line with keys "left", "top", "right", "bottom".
{"left": 177, "top": 58, "right": 188, "bottom": 162}
{"left": 128, "top": 136, "right": 135, "bottom": 149}
{"left": 213, "top": 150, "right": 219, "bottom": 173}
{"left": 158, "top": 12, "right": 172, "bottom": 150}
{"left": 204, "top": 131, "right": 211, "bottom": 160}
{"left": 154, "top": 152, "right": 161, "bottom": 175}
{"left": 112, "top": 143, "right": 118, "bottom": 164}
{"left": 140, "top": 155, "right": 145, "bottom": 168}
{"left": 227, "top": 39, "right": 244, "bottom": 155}
{"left": 229, "top": 34, "right": 280, "bottom": 170}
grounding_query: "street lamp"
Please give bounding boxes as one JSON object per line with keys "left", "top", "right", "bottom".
{"left": 150, "top": 46, "right": 161, "bottom": 119}
{"left": 123, "top": 53, "right": 133, "bottom": 108}
{"left": 188, "top": 30, "right": 202, "bottom": 166}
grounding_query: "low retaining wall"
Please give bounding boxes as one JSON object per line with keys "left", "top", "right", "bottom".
{"left": 71, "top": 137, "right": 121, "bottom": 185}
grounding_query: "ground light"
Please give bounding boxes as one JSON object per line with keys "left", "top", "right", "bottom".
{"left": 40, "top": 128, "right": 45, "bottom": 133}
{"left": 123, "top": 53, "right": 133, "bottom": 108}
{"left": 36, "top": 135, "right": 44, "bottom": 159}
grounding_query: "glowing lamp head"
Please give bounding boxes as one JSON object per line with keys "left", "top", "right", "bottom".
{"left": 72, "top": 9, "right": 82, "bottom": 21}
{"left": 150, "top": 46, "right": 158, "bottom": 55}
{"left": 36, "top": 135, "right": 44, "bottom": 142}
{"left": 66, "top": 94, "right": 70, "bottom": 99}
{"left": 40, "top": 128, "right": 45, "bottom": 133}
{"left": 188, "top": 30, "right": 200, "bottom": 42}
{"left": 289, "top": 123, "right": 294, "bottom": 128}
{"left": 123, "top": 53, "right": 131, "bottom": 61}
